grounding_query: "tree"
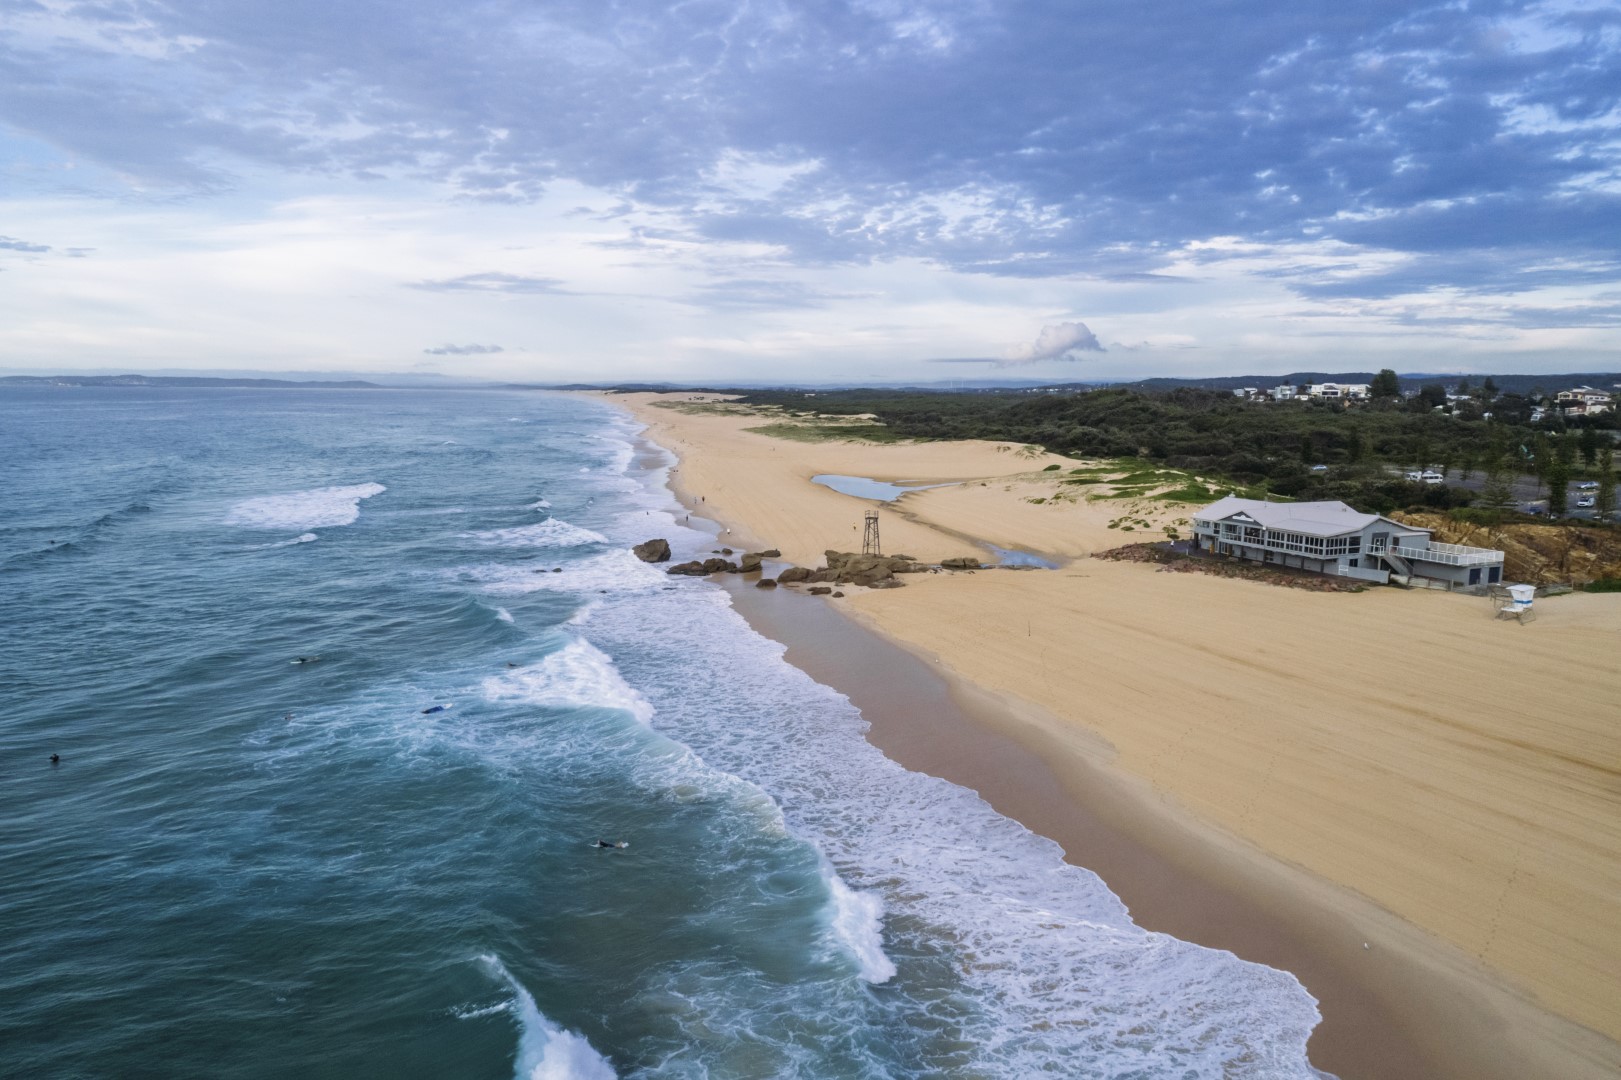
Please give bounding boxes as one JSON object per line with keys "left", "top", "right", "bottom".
{"left": 1456, "top": 377, "right": 1470, "bottom": 396}
{"left": 1416, "top": 384, "right": 1447, "bottom": 410}
{"left": 1481, "top": 458, "right": 1517, "bottom": 516}
{"left": 1545, "top": 457, "right": 1571, "bottom": 518}
{"left": 1370, "top": 369, "right": 1401, "bottom": 400}
{"left": 1483, "top": 376, "right": 1498, "bottom": 400}
{"left": 1596, "top": 448, "right": 1616, "bottom": 522}
{"left": 1346, "top": 428, "right": 1365, "bottom": 464}
{"left": 1579, "top": 425, "right": 1600, "bottom": 468}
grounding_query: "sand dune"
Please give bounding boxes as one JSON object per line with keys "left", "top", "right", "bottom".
{"left": 608, "top": 390, "right": 1621, "bottom": 1079}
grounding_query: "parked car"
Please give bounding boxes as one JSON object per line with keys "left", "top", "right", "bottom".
{"left": 1309, "top": 464, "right": 1328, "bottom": 473}
{"left": 1576, "top": 481, "right": 1599, "bottom": 490}
{"left": 1420, "top": 471, "right": 1445, "bottom": 484}
{"left": 1575, "top": 496, "right": 1597, "bottom": 508}
{"left": 1404, "top": 471, "right": 1423, "bottom": 481}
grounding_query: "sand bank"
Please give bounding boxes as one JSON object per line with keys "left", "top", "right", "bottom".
{"left": 607, "top": 391, "right": 1621, "bottom": 1079}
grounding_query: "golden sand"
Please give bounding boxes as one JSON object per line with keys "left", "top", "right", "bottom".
{"left": 607, "top": 391, "right": 1621, "bottom": 1077}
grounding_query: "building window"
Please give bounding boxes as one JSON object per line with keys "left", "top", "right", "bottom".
{"left": 1469, "top": 568, "right": 1482, "bottom": 586}
{"left": 1349, "top": 558, "right": 1359, "bottom": 568}
{"left": 1489, "top": 566, "right": 1501, "bottom": 584}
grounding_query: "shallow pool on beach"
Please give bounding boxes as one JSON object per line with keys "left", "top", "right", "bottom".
{"left": 810, "top": 473, "right": 958, "bottom": 501}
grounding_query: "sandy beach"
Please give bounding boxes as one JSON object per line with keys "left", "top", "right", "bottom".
{"left": 606, "top": 391, "right": 1621, "bottom": 1080}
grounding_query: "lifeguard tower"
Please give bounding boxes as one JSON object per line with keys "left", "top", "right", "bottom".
{"left": 1489, "top": 583, "right": 1537, "bottom": 623}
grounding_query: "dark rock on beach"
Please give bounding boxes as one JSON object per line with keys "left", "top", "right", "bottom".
{"left": 632, "top": 538, "right": 671, "bottom": 563}
{"left": 666, "top": 561, "right": 705, "bottom": 575}
{"left": 940, "top": 556, "right": 983, "bottom": 570}
{"left": 777, "top": 567, "right": 811, "bottom": 584}
{"left": 738, "top": 552, "right": 764, "bottom": 573}
{"left": 808, "top": 586, "right": 832, "bottom": 595}
{"left": 755, "top": 578, "right": 777, "bottom": 588}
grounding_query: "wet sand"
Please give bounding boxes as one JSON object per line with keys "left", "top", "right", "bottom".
{"left": 608, "top": 390, "right": 1621, "bottom": 1080}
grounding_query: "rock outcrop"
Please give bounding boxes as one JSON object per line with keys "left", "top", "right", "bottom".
{"left": 940, "top": 556, "right": 983, "bottom": 570}
{"left": 666, "top": 557, "right": 739, "bottom": 576}
{"left": 739, "top": 552, "right": 764, "bottom": 573}
{"left": 632, "top": 538, "right": 671, "bottom": 563}
{"left": 755, "top": 578, "right": 777, "bottom": 588}
{"left": 777, "top": 567, "right": 812, "bottom": 584}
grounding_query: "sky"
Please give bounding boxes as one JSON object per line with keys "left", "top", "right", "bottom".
{"left": 1, "top": 0, "right": 1618, "bottom": 384}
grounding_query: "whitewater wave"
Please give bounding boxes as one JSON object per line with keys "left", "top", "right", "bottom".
{"left": 481, "top": 639, "right": 655, "bottom": 727}
{"left": 457, "top": 550, "right": 668, "bottom": 597}
{"left": 495, "top": 607, "right": 515, "bottom": 624}
{"left": 479, "top": 955, "right": 616, "bottom": 1080}
{"left": 464, "top": 520, "right": 607, "bottom": 548}
{"left": 225, "top": 483, "right": 386, "bottom": 530}
{"left": 821, "top": 863, "right": 896, "bottom": 984}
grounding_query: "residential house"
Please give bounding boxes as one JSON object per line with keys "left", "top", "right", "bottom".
{"left": 1305, "top": 382, "right": 1371, "bottom": 401}
{"left": 1556, "top": 386, "right": 1613, "bottom": 416}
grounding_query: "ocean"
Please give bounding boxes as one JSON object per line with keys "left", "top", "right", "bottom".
{"left": 0, "top": 387, "right": 1325, "bottom": 1078}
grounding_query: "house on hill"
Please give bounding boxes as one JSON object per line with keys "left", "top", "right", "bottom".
{"left": 1556, "top": 386, "right": 1613, "bottom": 416}
{"left": 1305, "top": 382, "right": 1370, "bottom": 401}
{"left": 1191, "top": 496, "right": 1504, "bottom": 589}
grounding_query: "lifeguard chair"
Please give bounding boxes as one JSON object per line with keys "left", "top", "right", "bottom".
{"left": 1489, "top": 583, "right": 1536, "bottom": 623}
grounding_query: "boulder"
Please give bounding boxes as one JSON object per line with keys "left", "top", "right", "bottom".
{"left": 632, "top": 538, "right": 671, "bottom": 563}
{"left": 666, "top": 561, "right": 708, "bottom": 576}
{"left": 851, "top": 566, "right": 893, "bottom": 587}
{"left": 777, "top": 566, "right": 812, "bottom": 584}
{"left": 757, "top": 549, "right": 782, "bottom": 558}
{"left": 866, "top": 577, "right": 906, "bottom": 589}
{"left": 940, "top": 556, "right": 983, "bottom": 570}
{"left": 739, "top": 552, "right": 764, "bottom": 573}
{"left": 755, "top": 578, "right": 777, "bottom": 588}
{"left": 702, "top": 557, "right": 738, "bottom": 574}
{"left": 808, "top": 586, "right": 833, "bottom": 595}
{"left": 721, "top": 547, "right": 734, "bottom": 555}
{"left": 832, "top": 591, "right": 845, "bottom": 598}
{"left": 807, "top": 568, "right": 839, "bottom": 583}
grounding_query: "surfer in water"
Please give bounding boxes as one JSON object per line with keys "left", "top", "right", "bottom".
{"left": 593, "top": 840, "right": 629, "bottom": 849}
{"left": 50, "top": 754, "right": 60, "bottom": 765}
{"left": 421, "top": 704, "right": 450, "bottom": 715}
{"left": 291, "top": 656, "right": 320, "bottom": 665}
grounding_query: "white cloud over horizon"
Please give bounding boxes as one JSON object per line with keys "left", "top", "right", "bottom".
{"left": 1, "top": 1, "right": 1617, "bottom": 381}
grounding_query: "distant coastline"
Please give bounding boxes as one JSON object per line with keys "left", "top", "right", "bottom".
{"left": 0, "top": 374, "right": 381, "bottom": 389}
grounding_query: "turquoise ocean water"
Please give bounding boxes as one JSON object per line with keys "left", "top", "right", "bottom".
{"left": 0, "top": 388, "right": 1325, "bottom": 1078}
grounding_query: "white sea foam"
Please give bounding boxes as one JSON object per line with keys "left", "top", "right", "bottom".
{"left": 481, "top": 639, "right": 655, "bottom": 726}
{"left": 578, "top": 561, "right": 1326, "bottom": 1076}
{"left": 464, "top": 519, "right": 607, "bottom": 548}
{"left": 479, "top": 955, "right": 617, "bottom": 1080}
{"left": 249, "top": 532, "right": 320, "bottom": 549}
{"left": 528, "top": 499, "right": 551, "bottom": 510}
{"left": 458, "top": 550, "right": 668, "bottom": 597}
{"left": 225, "top": 483, "right": 386, "bottom": 530}
{"left": 821, "top": 863, "right": 896, "bottom": 984}
{"left": 495, "top": 607, "right": 515, "bottom": 624}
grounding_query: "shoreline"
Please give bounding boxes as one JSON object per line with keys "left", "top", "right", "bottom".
{"left": 603, "top": 390, "right": 1621, "bottom": 1080}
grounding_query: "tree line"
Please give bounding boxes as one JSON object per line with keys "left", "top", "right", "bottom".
{"left": 739, "top": 371, "right": 1618, "bottom": 519}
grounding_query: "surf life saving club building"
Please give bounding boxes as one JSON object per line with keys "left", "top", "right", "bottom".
{"left": 1191, "top": 496, "right": 1504, "bottom": 589}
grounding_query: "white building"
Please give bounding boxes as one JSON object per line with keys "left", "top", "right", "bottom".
{"left": 1305, "top": 382, "right": 1370, "bottom": 401}
{"left": 1191, "top": 496, "right": 1505, "bottom": 589}
{"left": 1556, "top": 386, "right": 1613, "bottom": 416}
{"left": 1270, "top": 384, "right": 1298, "bottom": 400}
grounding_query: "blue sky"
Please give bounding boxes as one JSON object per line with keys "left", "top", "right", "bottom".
{"left": 2, "top": 0, "right": 1618, "bottom": 381}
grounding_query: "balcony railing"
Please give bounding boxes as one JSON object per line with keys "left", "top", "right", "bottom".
{"left": 1391, "top": 542, "right": 1502, "bottom": 566}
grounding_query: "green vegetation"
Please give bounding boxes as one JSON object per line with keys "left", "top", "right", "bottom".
{"left": 741, "top": 423, "right": 907, "bottom": 444}
{"left": 737, "top": 383, "right": 1619, "bottom": 515}
{"left": 1583, "top": 578, "right": 1621, "bottom": 593}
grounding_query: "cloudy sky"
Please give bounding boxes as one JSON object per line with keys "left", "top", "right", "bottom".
{"left": 2, "top": 0, "right": 1618, "bottom": 382}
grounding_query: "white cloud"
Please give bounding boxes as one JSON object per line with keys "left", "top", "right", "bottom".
{"left": 1002, "top": 321, "right": 1105, "bottom": 364}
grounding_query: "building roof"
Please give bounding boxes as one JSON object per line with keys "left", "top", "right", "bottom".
{"left": 1193, "top": 496, "right": 1424, "bottom": 539}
